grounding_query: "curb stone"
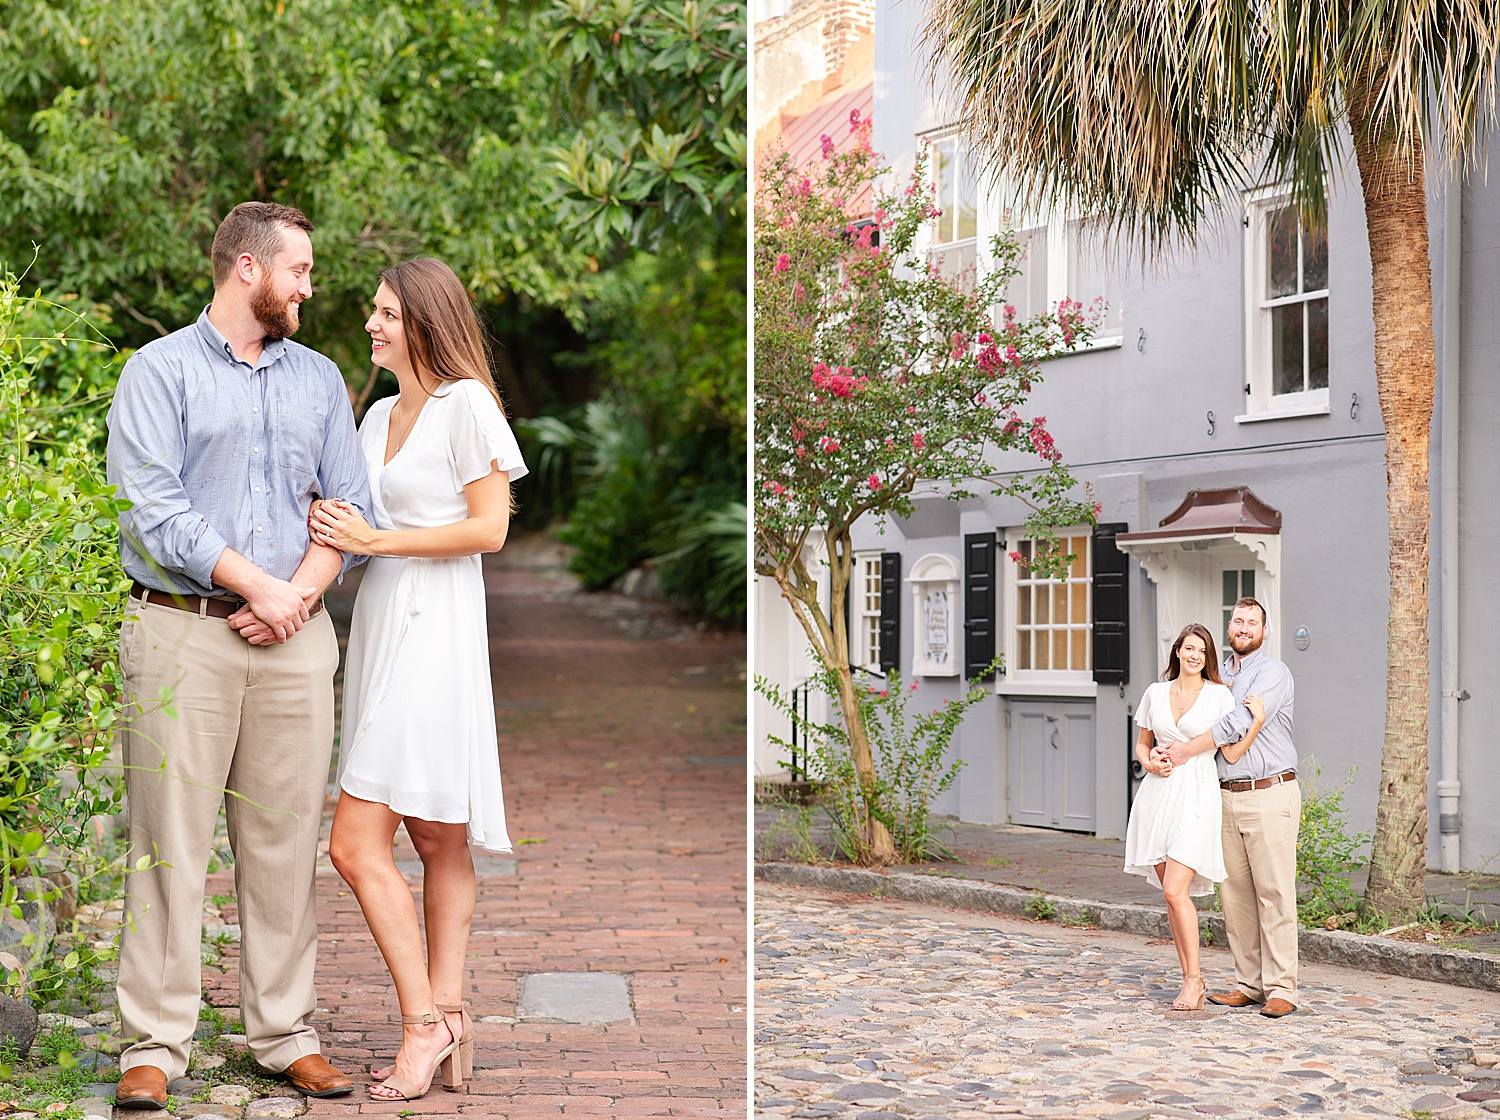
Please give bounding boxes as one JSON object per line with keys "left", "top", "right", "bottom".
{"left": 755, "top": 861, "right": 1500, "bottom": 992}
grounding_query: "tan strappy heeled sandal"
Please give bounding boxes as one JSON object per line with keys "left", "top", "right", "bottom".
{"left": 369, "top": 1011, "right": 459, "bottom": 1101}
{"left": 436, "top": 1001, "right": 474, "bottom": 1082}
{"left": 1171, "top": 975, "right": 1207, "bottom": 1011}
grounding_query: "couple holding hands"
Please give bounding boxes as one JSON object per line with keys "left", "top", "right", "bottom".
{"left": 106, "top": 203, "right": 527, "bottom": 1106}
{"left": 1123, "top": 598, "right": 1302, "bottom": 1019}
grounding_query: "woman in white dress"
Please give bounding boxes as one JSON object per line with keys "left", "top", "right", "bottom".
{"left": 1124, "top": 623, "right": 1265, "bottom": 1011}
{"left": 310, "top": 259, "right": 527, "bottom": 1101}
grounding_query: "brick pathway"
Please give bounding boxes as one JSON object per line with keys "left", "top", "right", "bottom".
{"left": 204, "top": 537, "right": 748, "bottom": 1117}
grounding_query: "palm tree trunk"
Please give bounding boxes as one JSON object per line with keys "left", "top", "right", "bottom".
{"left": 1351, "top": 118, "right": 1435, "bottom": 918}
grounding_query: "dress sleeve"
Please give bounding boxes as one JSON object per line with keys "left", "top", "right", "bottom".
{"left": 446, "top": 380, "right": 529, "bottom": 492}
{"left": 1135, "top": 683, "right": 1157, "bottom": 732}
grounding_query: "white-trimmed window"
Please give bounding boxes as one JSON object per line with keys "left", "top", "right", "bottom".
{"left": 1004, "top": 224, "right": 1049, "bottom": 320}
{"left": 928, "top": 135, "right": 978, "bottom": 285}
{"left": 754, "top": 0, "right": 789, "bottom": 20}
{"left": 1009, "top": 531, "right": 1093, "bottom": 675}
{"left": 1065, "top": 219, "right": 1125, "bottom": 342}
{"left": 1242, "top": 189, "right": 1330, "bottom": 420}
{"left": 853, "top": 552, "right": 883, "bottom": 672}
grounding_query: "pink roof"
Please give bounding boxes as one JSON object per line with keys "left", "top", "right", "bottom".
{"left": 761, "top": 65, "right": 875, "bottom": 216}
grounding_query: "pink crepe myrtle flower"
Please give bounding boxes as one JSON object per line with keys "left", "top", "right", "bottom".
{"left": 821, "top": 134, "right": 836, "bottom": 159}
{"left": 912, "top": 432, "right": 926, "bottom": 449}
{"left": 812, "top": 365, "right": 866, "bottom": 398}
{"left": 868, "top": 474, "right": 883, "bottom": 490}
{"left": 773, "top": 253, "right": 791, "bottom": 274}
{"left": 819, "top": 436, "right": 840, "bottom": 453}
{"left": 1009, "top": 550, "right": 1024, "bottom": 563}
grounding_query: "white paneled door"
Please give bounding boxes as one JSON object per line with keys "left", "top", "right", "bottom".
{"left": 1008, "top": 701, "right": 1096, "bottom": 832}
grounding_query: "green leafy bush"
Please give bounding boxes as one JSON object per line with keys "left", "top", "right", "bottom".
{"left": 1295, "top": 761, "right": 1370, "bottom": 926}
{"left": 0, "top": 275, "right": 129, "bottom": 999}
{"left": 757, "top": 663, "right": 997, "bottom": 863}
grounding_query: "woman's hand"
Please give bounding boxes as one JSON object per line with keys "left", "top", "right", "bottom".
{"left": 310, "top": 499, "right": 384, "bottom": 555}
{"left": 1144, "top": 748, "right": 1173, "bottom": 779}
{"left": 1244, "top": 693, "right": 1265, "bottom": 725}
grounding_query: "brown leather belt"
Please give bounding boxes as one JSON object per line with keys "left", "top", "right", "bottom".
{"left": 130, "top": 580, "right": 323, "bottom": 619}
{"left": 1221, "top": 769, "right": 1296, "bottom": 793}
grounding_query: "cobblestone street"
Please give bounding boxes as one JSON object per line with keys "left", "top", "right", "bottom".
{"left": 200, "top": 538, "right": 748, "bottom": 1118}
{"left": 755, "top": 883, "right": 1500, "bottom": 1120}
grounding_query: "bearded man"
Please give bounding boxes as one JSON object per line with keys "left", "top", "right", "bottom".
{"left": 106, "top": 201, "right": 373, "bottom": 1107}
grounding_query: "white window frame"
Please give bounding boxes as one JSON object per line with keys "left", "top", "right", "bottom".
{"left": 1239, "top": 185, "right": 1331, "bottom": 423}
{"left": 852, "top": 551, "right": 884, "bottom": 673}
{"left": 754, "top": 0, "right": 789, "bottom": 20}
{"left": 921, "top": 129, "right": 980, "bottom": 289}
{"left": 1000, "top": 528, "right": 1096, "bottom": 695}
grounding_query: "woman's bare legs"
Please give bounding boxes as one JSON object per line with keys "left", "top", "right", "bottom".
{"left": 409, "top": 817, "right": 476, "bottom": 1060}
{"left": 329, "top": 795, "right": 471, "bottom": 1096}
{"left": 1155, "top": 858, "right": 1205, "bottom": 1009}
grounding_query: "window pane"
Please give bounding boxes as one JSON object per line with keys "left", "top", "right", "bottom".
{"left": 1018, "top": 539, "right": 1032, "bottom": 579}
{"left": 934, "top": 141, "right": 955, "bottom": 244}
{"left": 1018, "top": 585, "right": 1031, "bottom": 626}
{"left": 1267, "top": 206, "right": 1298, "bottom": 298}
{"left": 1303, "top": 220, "right": 1328, "bottom": 291}
{"left": 1222, "top": 568, "right": 1238, "bottom": 607}
{"left": 956, "top": 151, "right": 978, "bottom": 241}
{"left": 1053, "top": 630, "right": 1069, "bottom": 671}
{"left": 1070, "top": 537, "right": 1088, "bottom": 578}
{"left": 1241, "top": 569, "right": 1255, "bottom": 600}
{"left": 1307, "top": 297, "right": 1329, "bottom": 390}
{"left": 1067, "top": 220, "right": 1117, "bottom": 329}
{"left": 1271, "top": 301, "right": 1305, "bottom": 395}
{"left": 1018, "top": 630, "right": 1031, "bottom": 670}
{"left": 1072, "top": 628, "right": 1088, "bottom": 671}
{"left": 1033, "top": 632, "right": 1048, "bottom": 670}
{"left": 867, "top": 617, "right": 880, "bottom": 667}
{"left": 1053, "top": 583, "right": 1068, "bottom": 625}
{"left": 1071, "top": 581, "right": 1087, "bottom": 624}
{"left": 1035, "top": 585, "right": 1050, "bottom": 625}
{"left": 1006, "top": 226, "right": 1049, "bottom": 320}
{"left": 1223, "top": 608, "right": 1232, "bottom": 648}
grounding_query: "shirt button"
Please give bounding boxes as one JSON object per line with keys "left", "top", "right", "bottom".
{"left": 256, "top": 526, "right": 263, "bottom": 532}
{"left": 253, "top": 447, "right": 259, "bottom": 453}
{"left": 255, "top": 486, "right": 262, "bottom": 493}
{"left": 253, "top": 406, "right": 260, "bottom": 413}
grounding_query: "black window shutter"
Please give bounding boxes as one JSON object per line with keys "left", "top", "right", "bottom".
{"left": 879, "top": 552, "right": 901, "bottom": 673}
{"left": 1092, "top": 522, "right": 1130, "bottom": 685}
{"left": 963, "top": 532, "right": 997, "bottom": 680}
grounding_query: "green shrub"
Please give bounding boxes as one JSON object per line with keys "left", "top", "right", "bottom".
{"left": 1296, "top": 761, "right": 1370, "bottom": 926}
{"left": 0, "top": 275, "right": 130, "bottom": 1001}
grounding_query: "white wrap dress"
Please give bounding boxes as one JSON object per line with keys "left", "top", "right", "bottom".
{"left": 337, "top": 379, "right": 527, "bottom": 852}
{"left": 1123, "top": 680, "right": 1235, "bottom": 895}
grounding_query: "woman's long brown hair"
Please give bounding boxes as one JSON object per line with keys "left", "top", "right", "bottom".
{"left": 1165, "top": 623, "right": 1224, "bottom": 685}
{"left": 379, "top": 258, "right": 505, "bottom": 414}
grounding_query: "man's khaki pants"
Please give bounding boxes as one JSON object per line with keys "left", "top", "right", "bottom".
{"left": 116, "top": 592, "right": 338, "bottom": 1080}
{"left": 1220, "top": 778, "right": 1301, "bottom": 1006}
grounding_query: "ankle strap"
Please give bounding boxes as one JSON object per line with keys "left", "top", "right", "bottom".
{"left": 434, "top": 1002, "right": 468, "bottom": 1013}
{"left": 401, "top": 1011, "right": 444, "bottom": 1025}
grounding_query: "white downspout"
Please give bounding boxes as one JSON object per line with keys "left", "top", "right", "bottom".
{"left": 1438, "top": 177, "right": 1462, "bottom": 874}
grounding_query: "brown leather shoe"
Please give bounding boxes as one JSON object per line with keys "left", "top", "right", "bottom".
{"left": 283, "top": 1053, "right": 355, "bottom": 1097}
{"left": 1206, "top": 989, "right": 1262, "bottom": 1007}
{"left": 115, "top": 1064, "right": 168, "bottom": 1109}
{"left": 1260, "top": 997, "right": 1297, "bottom": 1018}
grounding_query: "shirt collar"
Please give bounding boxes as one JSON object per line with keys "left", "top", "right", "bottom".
{"left": 196, "top": 306, "right": 289, "bottom": 371}
{"left": 1225, "top": 644, "right": 1266, "bottom": 675}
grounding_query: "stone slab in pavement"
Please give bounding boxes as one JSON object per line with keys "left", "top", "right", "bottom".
{"left": 197, "top": 538, "right": 747, "bottom": 1116}
{"left": 518, "top": 973, "right": 634, "bottom": 1024}
{"left": 755, "top": 881, "right": 1500, "bottom": 1120}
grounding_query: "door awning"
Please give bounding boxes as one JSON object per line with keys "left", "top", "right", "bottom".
{"left": 1117, "top": 487, "right": 1281, "bottom": 546}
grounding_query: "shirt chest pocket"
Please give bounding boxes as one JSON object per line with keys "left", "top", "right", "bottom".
{"left": 272, "top": 392, "right": 329, "bottom": 480}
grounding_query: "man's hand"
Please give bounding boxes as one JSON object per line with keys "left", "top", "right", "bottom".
{"left": 230, "top": 584, "right": 319, "bottom": 645}
{"left": 232, "top": 576, "right": 316, "bottom": 644}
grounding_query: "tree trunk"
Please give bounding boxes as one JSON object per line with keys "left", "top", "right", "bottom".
{"left": 1351, "top": 118, "right": 1435, "bottom": 918}
{"left": 773, "top": 530, "right": 897, "bottom": 865}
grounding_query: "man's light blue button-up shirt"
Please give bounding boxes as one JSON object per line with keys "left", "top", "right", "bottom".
{"left": 106, "top": 308, "right": 373, "bottom": 598}
{"left": 1211, "top": 645, "right": 1298, "bottom": 781}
